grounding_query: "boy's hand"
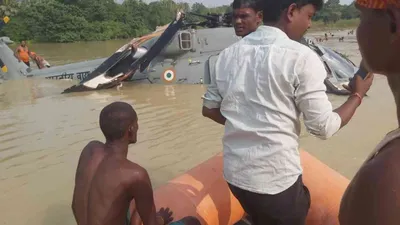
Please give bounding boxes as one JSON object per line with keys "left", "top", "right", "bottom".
{"left": 156, "top": 207, "right": 173, "bottom": 225}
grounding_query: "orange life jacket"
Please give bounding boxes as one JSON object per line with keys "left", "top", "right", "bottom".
{"left": 18, "top": 46, "right": 30, "bottom": 63}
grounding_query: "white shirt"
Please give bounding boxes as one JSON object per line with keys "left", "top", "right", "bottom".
{"left": 202, "top": 25, "right": 342, "bottom": 195}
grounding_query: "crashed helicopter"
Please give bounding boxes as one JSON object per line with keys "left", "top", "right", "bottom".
{"left": 0, "top": 11, "right": 357, "bottom": 95}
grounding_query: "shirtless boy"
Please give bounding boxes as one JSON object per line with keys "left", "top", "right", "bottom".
{"left": 339, "top": 0, "right": 400, "bottom": 225}
{"left": 72, "top": 102, "right": 200, "bottom": 225}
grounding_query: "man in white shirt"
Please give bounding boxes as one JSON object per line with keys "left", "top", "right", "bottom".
{"left": 202, "top": 0, "right": 374, "bottom": 224}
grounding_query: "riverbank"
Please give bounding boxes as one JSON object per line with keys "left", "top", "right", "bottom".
{"left": 310, "top": 19, "right": 359, "bottom": 31}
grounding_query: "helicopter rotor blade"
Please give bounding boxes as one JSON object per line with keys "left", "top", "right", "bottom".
{"left": 187, "top": 12, "right": 217, "bottom": 21}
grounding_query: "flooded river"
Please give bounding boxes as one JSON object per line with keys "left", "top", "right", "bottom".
{"left": 0, "top": 31, "right": 398, "bottom": 225}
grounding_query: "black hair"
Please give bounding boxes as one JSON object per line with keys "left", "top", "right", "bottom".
{"left": 232, "top": 0, "right": 262, "bottom": 12}
{"left": 261, "top": 0, "right": 323, "bottom": 23}
{"left": 99, "top": 101, "right": 137, "bottom": 141}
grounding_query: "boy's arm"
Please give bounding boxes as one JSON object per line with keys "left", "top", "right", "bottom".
{"left": 201, "top": 55, "right": 225, "bottom": 125}
{"left": 129, "top": 166, "right": 159, "bottom": 225}
{"left": 294, "top": 50, "right": 365, "bottom": 140}
{"left": 129, "top": 165, "right": 172, "bottom": 225}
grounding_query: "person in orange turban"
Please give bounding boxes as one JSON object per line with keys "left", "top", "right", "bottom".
{"left": 339, "top": 1, "right": 400, "bottom": 225}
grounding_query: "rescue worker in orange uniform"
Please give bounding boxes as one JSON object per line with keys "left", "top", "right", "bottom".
{"left": 14, "top": 40, "right": 31, "bottom": 67}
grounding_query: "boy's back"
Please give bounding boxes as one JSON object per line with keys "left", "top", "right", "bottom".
{"left": 72, "top": 141, "right": 107, "bottom": 225}
{"left": 72, "top": 140, "right": 141, "bottom": 225}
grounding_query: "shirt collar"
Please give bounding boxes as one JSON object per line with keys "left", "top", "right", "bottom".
{"left": 243, "top": 25, "right": 289, "bottom": 44}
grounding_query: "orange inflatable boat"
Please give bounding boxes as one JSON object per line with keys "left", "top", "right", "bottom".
{"left": 153, "top": 150, "right": 350, "bottom": 225}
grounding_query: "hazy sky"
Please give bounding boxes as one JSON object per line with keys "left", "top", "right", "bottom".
{"left": 143, "top": 0, "right": 354, "bottom": 7}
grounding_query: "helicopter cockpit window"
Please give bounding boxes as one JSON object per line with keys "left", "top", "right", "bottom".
{"left": 179, "top": 31, "right": 192, "bottom": 50}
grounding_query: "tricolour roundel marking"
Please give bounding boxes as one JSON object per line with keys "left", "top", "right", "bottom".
{"left": 162, "top": 68, "right": 176, "bottom": 83}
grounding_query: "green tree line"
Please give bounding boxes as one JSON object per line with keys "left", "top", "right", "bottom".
{"left": 314, "top": 0, "right": 360, "bottom": 24}
{"left": 0, "top": 0, "right": 359, "bottom": 43}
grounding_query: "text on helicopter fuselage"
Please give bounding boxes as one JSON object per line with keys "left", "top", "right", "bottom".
{"left": 45, "top": 71, "right": 91, "bottom": 80}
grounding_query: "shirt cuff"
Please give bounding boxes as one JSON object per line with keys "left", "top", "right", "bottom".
{"left": 327, "top": 112, "right": 342, "bottom": 137}
{"left": 311, "top": 112, "right": 342, "bottom": 140}
{"left": 202, "top": 98, "right": 221, "bottom": 109}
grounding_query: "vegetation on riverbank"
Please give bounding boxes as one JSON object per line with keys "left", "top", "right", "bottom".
{"left": 310, "top": 19, "right": 359, "bottom": 31}
{"left": 0, "top": 0, "right": 360, "bottom": 43}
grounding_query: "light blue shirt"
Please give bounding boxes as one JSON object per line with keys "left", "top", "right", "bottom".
{"left": 202, "top": 25, "right": 342, "bottom": 194}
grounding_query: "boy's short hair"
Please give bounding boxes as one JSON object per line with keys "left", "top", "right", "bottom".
{"left": 99, "top": 102, "right": 137, "bottom": 141}
{"left": 261, "top": 0, "right": 324, "bottom": 23}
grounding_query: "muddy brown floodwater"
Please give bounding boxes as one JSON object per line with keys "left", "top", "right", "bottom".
{"left": 0, "top": 30, "right": 397, "bottom": 225}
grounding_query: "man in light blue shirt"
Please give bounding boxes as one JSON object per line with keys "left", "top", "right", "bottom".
{"left": 202, "top": 0, "right": 374, "bottom": 224}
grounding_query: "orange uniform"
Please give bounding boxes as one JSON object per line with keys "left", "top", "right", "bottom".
{"left": 17, "top": 46, "right": 30, "bottom": 63}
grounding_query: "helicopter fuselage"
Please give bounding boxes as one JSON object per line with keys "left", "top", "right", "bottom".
{"left": 130, "top": 27, "right": 241, "bottom": 85}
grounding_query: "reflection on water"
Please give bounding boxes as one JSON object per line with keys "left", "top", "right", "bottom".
{"left": 0, "top": 33, "right": 398, "bottom": 225}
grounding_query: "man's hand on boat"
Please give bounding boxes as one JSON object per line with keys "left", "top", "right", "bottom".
{"left": 156, "top": 207, "right": 174, "bottom": 225}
